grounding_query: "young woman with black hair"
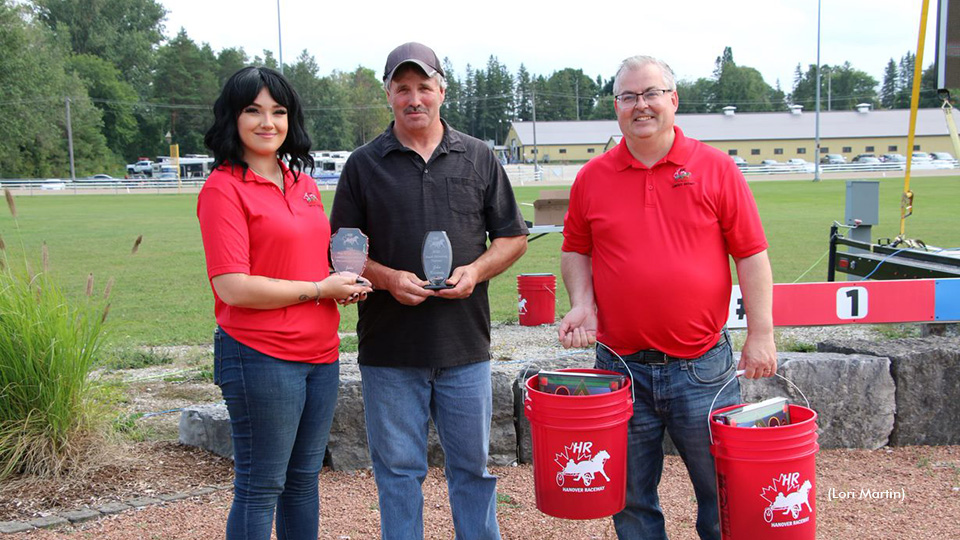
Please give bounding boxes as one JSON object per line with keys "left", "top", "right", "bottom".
{"left": 197, "top": 66, "right": 371, "bottom": 540}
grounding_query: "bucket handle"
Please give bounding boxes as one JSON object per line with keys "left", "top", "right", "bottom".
{"left": 595, "top": 341, "right": 636, "bottom": 404}
{"left": 708, "top": 370, "right": 811, "bottom": 446}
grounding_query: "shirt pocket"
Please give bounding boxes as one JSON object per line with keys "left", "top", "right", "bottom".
{"left": 447, "top": 177, "right": 483, "bottom": 215}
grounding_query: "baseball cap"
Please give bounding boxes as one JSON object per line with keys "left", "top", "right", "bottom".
{"left": 382, "top": 42, "right": 445, "bottom": 83}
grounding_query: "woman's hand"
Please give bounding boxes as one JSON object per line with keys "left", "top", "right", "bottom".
{"left": 319, "top": 272, "right": 372, "bottom": 305}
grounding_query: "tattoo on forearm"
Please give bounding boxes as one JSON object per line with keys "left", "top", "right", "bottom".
{"left": 298, "top": 294, "right": 309, "bottom": 301}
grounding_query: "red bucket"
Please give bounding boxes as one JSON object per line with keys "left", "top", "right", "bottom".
{"left": 710, "top": 403, "right": 819, "bottom": 539}
{"left": 524, "top": 369, "right": 633, "bottom": 519}
{"left": 517, "top": 273, "right": 556, "bottom": 326}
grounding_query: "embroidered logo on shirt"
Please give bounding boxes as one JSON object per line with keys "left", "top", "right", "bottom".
{"left": 672, "top": 167, "right": 695, "bottom": 187}
{"left": 303, "top": 192, "right": 318, "bottom": 203}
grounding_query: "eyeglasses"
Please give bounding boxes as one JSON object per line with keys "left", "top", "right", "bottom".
{"left": 615, "top": 89, "right": 674, "bottom": 107}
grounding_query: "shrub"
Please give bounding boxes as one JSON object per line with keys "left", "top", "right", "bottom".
{"left": 0, "top": 189, "right": 111, "bottom": 479}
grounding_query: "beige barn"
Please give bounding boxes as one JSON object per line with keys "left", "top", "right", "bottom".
{"left": 503, "top": 106, "right": 956, "bottom": 165}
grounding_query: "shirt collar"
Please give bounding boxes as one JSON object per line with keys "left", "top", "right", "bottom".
{"left": 613, "top": 125, "right": 692, "bottom": 171}
{"left": 220, "top": 159, "right": 294, "bottom": 185}
{"left": 376, "top": 118, "right": 466, "bottom": 159}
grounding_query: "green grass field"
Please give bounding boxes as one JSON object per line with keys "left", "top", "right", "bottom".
{"left": 1, "top": 175, "right": 957, "bottom": 346}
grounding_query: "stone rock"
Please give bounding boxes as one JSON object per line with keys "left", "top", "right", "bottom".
{"left": 489, "top": 363, "right": 520, "bottom": 466}
{"left": 96, "top": 502, "right": 131, "bottom": 515}
{"left": 178, "top": 404, "right": 233, "bottom": 458}
{"left": 818, "top": 337, "right": 960, "bottom": 446}
{"left": 59, "top": 508, "right": 101, "bottom": 523}
{"left": 0, "top": 521, "right": 34, "bottom": 534}
{"left": 738, "top": 352, "right": 895, "bottom": 449}
{"left": 28, "top": 515, "right": 69, "bottom": 529}
{"left": 124, "top": 497, "right": 162, "bottom": 508}
{"left": 327, "top": 360, "right": 370, "bottom": 471}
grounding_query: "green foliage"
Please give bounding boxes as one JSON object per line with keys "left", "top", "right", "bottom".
{"left": 97, "top": 347, "right": 174, "bottom": 371}
{"left": 67, "top": 54, "right": 140, "bottom": 162}
{"left": 711, "top": 47, "right": 783, "bottom": 112}
{"left": 0, "top": 191, "right": 110, "bottom": 479}
{"left": 33, "top": 0, "right": 166, "bottom": 91}
{"left": 151, "top": 30, "right": 221, "bottom": 155}
{"left": 790, "top": 62, "right": 879, "bottom": 111}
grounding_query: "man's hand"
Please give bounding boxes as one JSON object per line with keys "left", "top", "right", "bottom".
{"left": 737, "top": 332, "right": 777, "bottom": 379}
{"left": 558, "top": 305, "right": 598, "bottom": 349}
{"left": 435, "top": 265, "right": 479, "bottom": 299}
{"left": 383, "top": 269, "right": 434, "bottom": 306}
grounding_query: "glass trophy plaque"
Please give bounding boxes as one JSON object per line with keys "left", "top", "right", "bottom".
{"left": 330, "top": 227, "right": 368, "bottom": 276}
{"left": 422, "top": 230, "right": 454, "bottom": 290}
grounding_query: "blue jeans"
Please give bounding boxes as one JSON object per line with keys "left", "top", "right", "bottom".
{"left": 360, "top": 361, "right": 501, "bottom": 540}
{"left": 594, "top": 332, "right": 740, "bottom": 540}
{"left": 214, "top": 327, "right": 339, "bottom": 540}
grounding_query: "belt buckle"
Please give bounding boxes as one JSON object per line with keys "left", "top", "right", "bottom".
{"left": 646, "top": 350, "right": 669, "bottom": 365}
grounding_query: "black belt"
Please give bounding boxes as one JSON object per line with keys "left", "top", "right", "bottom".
{"left": 620, "top": 334, "right": 727, "bottom": 365}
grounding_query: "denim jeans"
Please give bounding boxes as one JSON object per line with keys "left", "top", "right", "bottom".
{"left": 214, "top": 327, "right": 339, "bottom": 540}
{"left": 360, "top": 361, "right": 501, "bottom": 540}
{"left": 594, "top": 332, "right": 740, "bottom": 540}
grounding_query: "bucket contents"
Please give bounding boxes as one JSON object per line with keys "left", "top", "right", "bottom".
{"left": 712, "top": 397, "right": 790, "bottom": 427}
{"left": 537, "top": 370, "right": 627, "bottom": 395}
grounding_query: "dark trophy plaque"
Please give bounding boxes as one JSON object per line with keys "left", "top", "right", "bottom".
{"left": 330, "top": 228, "right": 368, "bottom": 276}
{"left": 422, "top": 230, "right": 454, "bottom": 290}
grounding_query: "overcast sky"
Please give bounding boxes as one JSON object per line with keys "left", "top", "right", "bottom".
{"left": 160, "top": 0, "right": 944, "bottom": 91}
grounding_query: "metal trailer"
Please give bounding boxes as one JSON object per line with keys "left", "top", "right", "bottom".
{"left": 827, "top": 224, "right": 960, "bottom": 281}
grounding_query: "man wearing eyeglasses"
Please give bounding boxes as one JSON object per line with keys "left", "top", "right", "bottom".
{"left": 558, "top": 55, "right": 776, "bottom": 540}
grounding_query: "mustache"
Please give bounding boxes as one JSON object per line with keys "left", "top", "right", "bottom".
{"left": 403, "top": 106, "right": 428, "bottom": 114}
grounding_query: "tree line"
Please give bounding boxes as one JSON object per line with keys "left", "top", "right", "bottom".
{"left": 0, "top": 0, "right": 954, "bottom": 179}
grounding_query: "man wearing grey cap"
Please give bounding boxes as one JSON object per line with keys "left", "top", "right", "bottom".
{"left": 330, "top": 42, "right": 528, "bottom": 539}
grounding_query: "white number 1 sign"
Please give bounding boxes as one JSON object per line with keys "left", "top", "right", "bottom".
{"left": 836, "top": 286, "right": 868, "bottom": 320}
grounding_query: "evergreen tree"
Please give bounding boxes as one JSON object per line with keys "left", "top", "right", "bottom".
{"left": 152, "top": 31, "right": 220, "bottom": 154}
{"left": 880, "top": 59, "right": 898, "bottom": 109}
{"left": 515, "top": 65, "right": 532, "bottom": 121}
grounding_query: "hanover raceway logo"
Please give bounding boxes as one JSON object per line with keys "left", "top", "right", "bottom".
{"left": 554, "top": 441, "right": 611, "bottom": 492}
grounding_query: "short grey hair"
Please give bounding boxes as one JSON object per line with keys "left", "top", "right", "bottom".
{"left": 383, "top": 66, "right": 448, "bottom": 93}
{"left": 613, "top": 56, "right": 677, "bottom": 95}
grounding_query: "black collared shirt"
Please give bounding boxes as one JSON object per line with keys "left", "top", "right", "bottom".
{"left": 331, "top": 121, "right": 528, "bottom": 367}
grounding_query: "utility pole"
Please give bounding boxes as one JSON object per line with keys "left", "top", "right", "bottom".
{"left": 575, "top": 76, "right": 580, "bottom": 121}
{"left": 531, "top": 85, "right": 539, "bottom": 179}
{"left": 277, "top": 0, "right": 283, "bottom": 73}
{"left": 65, "top": 97, "right": 76, "bottom": 181}
{"left": 813, "top": 0, "right": 822, "bottom": 182}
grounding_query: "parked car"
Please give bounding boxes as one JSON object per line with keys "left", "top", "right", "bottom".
{"left": 760, "top": 159, "right": 780, "bottom": 166}
{"left": 731, "top": 156, "right": 747, "bottom": 167}
{"left": 89, "top": 173, "right": 114, "bottom": 180}
{"left": 785, "top": 158, "right": 815, "bottom": 172}
{"left": 930, "top": 152, "right": 956, "bottom": 161}
{"left": 880, "top": 153, "right": 906, "bottom": 163}
{"left": 911, "top": 151, "right": 933, "bottom": 162}
{"left": 126, "top": 159, "right": 154, "bottom": 176}
{"left": 39, "top": 179, "right": 66, "bottom": 190}
{"left": 820, "top": 154, "right": 846, "bottom": 164}
{"left": 854, "top": 156, "right": 882, "bottom": 170}
{"left": 852, "top": 153, "right": 877, "bottom": 163}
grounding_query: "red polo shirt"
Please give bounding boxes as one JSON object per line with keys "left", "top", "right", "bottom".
{"left": 197, "top": 163, "right": 339, "bottom": 363}
{"left": 562, "top": 127, "right": 767, "bottom": 358}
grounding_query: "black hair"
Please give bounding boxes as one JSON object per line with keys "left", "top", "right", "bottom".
{"left": 204, "top": 66, "right": 313, "bottom": 180}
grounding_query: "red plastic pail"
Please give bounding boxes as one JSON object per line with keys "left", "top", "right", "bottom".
{"left": 517, "top": 273, "right": 556, "bottom": 326}
{"left": 524, "top": 369, "right": 634, "bottom": 519}
{"left": 710, "top": 404, "right": 819, "bottom": 539}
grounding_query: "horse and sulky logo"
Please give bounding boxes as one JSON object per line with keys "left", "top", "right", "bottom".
{"left": 672, "top": 167, "right": 695, "bottom": 188}
{"left": 760, "top": 472, "right": 814, "bottom": 527}
{"left": 554, "top": 441, "right": 611, "bottom": 492}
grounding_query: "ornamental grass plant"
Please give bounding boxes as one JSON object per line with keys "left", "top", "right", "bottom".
{"left": 0, "top": 189, "right": 119, "bottom": 480}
